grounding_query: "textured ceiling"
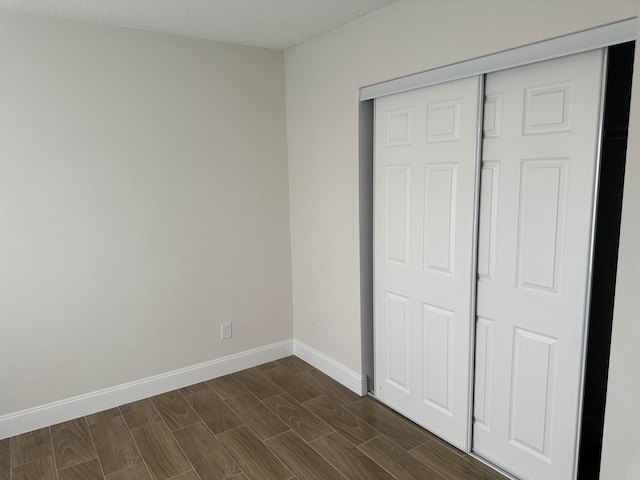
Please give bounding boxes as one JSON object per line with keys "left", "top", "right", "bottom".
{"left": 0, "top": 0, "right": 398, "bottom": 50}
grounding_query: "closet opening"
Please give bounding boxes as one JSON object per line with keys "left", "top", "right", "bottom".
{"left": 359, "top": 21, "right": 637, "bottom": 480}
{"left": 578, "top": 40, "right": 634, "bottom": 480}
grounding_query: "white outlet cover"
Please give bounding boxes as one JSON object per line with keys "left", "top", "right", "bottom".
{"left": 221, "top": 322, "right": 232, "bottom": 340}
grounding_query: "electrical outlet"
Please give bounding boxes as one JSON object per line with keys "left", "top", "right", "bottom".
{"left": 221, "top": 322, "right": 232, "bottom": 340}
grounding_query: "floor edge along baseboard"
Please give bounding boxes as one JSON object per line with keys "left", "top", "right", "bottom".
{"left": 293, "top": 340, "right": 367, "bottom": 395}
{"left": 0, "top": 338, "right": 366, "bottom": 440}
{"left": 0, "top": 340, "right": 293, "bottom": 439}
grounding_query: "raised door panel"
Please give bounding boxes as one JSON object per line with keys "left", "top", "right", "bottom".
{"left": 516, "top": 159, "right": 568, "bottom": 294}
{"left": 422, "top": 304, "right": 454, "bottom": 415}
{"left": 427, "top": 100, "right": 461, "bottom": 143}
{"left": 509, "top": 329, "right": 557, "bottom": 460}
{"left": 386, "top": 109, "right": 413, "bottom": 146}
{"left": 477, "top": 163, "right": 499, "bottom": 282}
{"left": 386, "top": 166, "right": 411, "bottom": 265}
{"left": 524, "top": 82, "right": 573, "bottom": 135}
{"left": 473, "top": 317, "right": 494, "bottom": 431}
{"left": 385, "top": 292, "right": 410, "bottom": 392}
{"left": 424, "top": 165, "right": 457, "bottom": 274}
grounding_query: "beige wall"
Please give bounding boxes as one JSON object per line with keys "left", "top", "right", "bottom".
{"left": 0, "top": 13, "right": 292, "bottom": 416}
{"left": 285, "top": 0, "right": 638, "bottom": 478}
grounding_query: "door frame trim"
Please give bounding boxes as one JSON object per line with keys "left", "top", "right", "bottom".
{"left": 359, "top": 19, "right": 636, "bottom": 101}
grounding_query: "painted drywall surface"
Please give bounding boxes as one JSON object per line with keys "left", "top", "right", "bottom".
{"left": 0, "top": 13, "right": 292, "bottom": 416}
{"left": 285, "top": 0, "right": 637, "bottom": 374}
{"left": 599, "top": 16, "right": 640, "bottom": 479}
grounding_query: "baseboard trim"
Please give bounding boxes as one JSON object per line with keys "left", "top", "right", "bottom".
{"left": 293, "top": 340, "right": 367, "bottom": 395}
{"left": 0, "top": 339, "right": 365, "bottom": 439}
{"left": 0, "top": 340, "right": 293, "bottom": 440}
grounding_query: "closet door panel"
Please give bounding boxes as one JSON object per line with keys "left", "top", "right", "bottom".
{"left": 374, "top": 76, "right": 481, "bottom": 449}
{"left": 473, "top": 49, "right": 605, "bottom": 480}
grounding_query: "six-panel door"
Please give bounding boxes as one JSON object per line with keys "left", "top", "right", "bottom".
{"left": 374, "top": 76, "right": 482, "bottom": 450}
{"left": 474, "top": 50, "right": 605, "bottom": 480}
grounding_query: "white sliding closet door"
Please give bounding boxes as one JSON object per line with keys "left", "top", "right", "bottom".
{"left": 374, "top": 76, "right": 481, "bottom": 449}
{"left": 473, "top": 50, "right": 605, "bottom": 480}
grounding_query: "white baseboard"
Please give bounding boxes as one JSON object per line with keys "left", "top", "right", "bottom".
{"left": 0, "top": 339, "right": 366, "bottom": 440}
{"left": 293, "top": 340, "right": 367, "bottom": 395}
{"left": 0, "top": 340, "right": 293, "bottom": 440}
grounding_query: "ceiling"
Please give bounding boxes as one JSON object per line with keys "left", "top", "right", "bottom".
{"left": 0, "top": 0, "right": 398, "bottom": 50}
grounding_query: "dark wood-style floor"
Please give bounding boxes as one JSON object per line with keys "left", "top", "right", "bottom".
{"left": 0, "top": 356, "right": 507, "bottom": 480}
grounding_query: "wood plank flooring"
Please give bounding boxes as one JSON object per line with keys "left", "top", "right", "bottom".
{"left": 0, "top": 356, "right": 507, "bottom": 480}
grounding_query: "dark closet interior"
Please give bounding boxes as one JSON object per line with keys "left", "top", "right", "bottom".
{"left": 578, "top": 41, "right": 634, "bottom": 480}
